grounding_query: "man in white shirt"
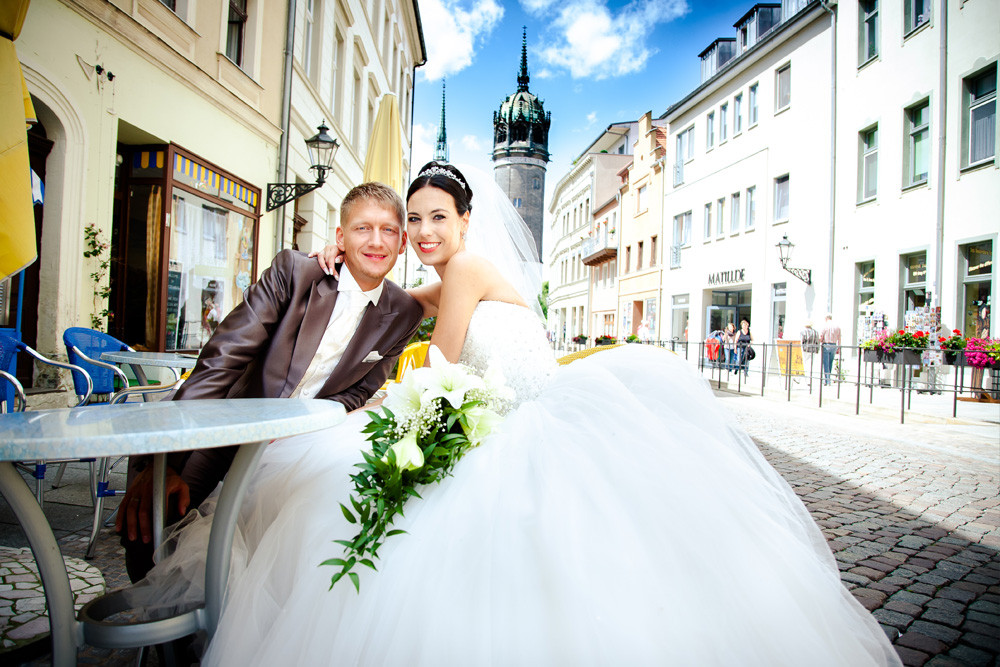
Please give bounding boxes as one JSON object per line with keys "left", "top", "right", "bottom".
{"left": 120, "top": 182, "right": 424, "bottom": 580}
{"left": 819, "top": 314, "right": 842, "bottom": 386}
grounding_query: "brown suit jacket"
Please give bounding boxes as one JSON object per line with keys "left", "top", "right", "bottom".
{"left": 166, "top": 249, "right": 424, "bottom": 503}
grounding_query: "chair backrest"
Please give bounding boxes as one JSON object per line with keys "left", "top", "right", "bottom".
{"left": 63, "top": 327, "right": 129, "bottom": 396}
{"left": 394, "top": 341, "right": 430, "bottom": 382}
{"left": 0, "top": 333, "right": 21, "bottom": 412}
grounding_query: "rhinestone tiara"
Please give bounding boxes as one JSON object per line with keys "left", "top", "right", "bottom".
{"left": 418, "top": 165, "right": 467, "bottom": 190}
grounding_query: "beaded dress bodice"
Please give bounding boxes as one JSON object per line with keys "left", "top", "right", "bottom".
{"left": 457, "top": 301, "right": 556, "bottom": 405}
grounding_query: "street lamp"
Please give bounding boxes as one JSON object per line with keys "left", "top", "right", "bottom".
{"left": 266, "top": 123, "right": 340, "bottom": 211}
{"left": 413, "top": 264, "right": 428, "bottom": 287}
{"left": 775, "top": 234, "right": 812, "bottom": 285}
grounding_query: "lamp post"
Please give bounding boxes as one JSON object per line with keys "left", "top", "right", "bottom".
{"left": 266, "top": 123, "right": 340, "bottom": 211}
{"left": 413, "top": 264, "right": 427, "bottom": 288}
{"left": 776, "top": 234, "right": 812, "bottom": 285}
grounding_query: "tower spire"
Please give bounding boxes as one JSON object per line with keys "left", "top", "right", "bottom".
{"left": 517, "top": 27, "right": 529, "bottom": 92}
{"left": 434, "top": 80, "right": 448, "bottom": 162}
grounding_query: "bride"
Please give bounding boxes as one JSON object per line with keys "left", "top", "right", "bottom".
{"left": 146, "top": 162, "right": 901, "bottom": 665}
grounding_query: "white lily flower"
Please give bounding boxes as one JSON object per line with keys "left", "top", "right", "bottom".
{"left": 421, "top": 345, "right": 485, "bottom": 408}
{"left": 383, "top": 375, "right": 424, "bottom": 418}
{"left": 384, "top": 429, "right": 424, "bottom": 471}
{"left": 461, "top": 404, "right": 502, "bottom": 446}
{"left": 482, "top": 363, "right": 516, "bottom": 403}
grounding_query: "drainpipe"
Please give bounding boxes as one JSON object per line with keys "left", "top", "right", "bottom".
{"left": 933, "top": 0, "right": 947, "bottom": 320}
{"left": 274, "top": 0, "right": 298, "bottom": 254}
{"left": 820, "top": 0, "right": 836, "bottom": 315}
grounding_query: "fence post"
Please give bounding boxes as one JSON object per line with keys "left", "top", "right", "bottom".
{"left": 786, "top": 343, "right": 792, "bottom": 403}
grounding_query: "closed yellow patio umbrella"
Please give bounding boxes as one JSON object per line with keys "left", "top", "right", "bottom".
{"left": 362, "top": 93, "right": 403, "bottom": 194}
{"left": 0, "top": 0, "right": 36, "bottom": 280}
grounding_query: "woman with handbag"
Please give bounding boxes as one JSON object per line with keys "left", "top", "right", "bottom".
{"left": 737, "top": 318, "right": 753, "bottom": 379}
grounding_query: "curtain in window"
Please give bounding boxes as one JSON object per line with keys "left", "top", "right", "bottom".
{"left": 970, "top": 98, "right": 996, "bottom": 163}
{"left": 144, "top": 185, "right": 162, "bottom": 347}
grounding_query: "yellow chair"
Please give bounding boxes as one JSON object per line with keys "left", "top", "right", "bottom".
{"left": 379, "top": 341, "right": 430, "bottom": 392}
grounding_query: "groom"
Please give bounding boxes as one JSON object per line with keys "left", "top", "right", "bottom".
{"left": 118, "top": 182, "right": 424, "bottom": 581}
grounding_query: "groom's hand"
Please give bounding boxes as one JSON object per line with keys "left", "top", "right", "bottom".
{"left": 116, "top": 466, "right": 191, "bottom": 544}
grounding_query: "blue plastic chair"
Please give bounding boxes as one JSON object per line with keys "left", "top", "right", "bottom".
{"left": 0, "top": 332, "right": 94, "bottom": 506}
{"left": 62, "top": 327, "right": 141, "bottom": 557}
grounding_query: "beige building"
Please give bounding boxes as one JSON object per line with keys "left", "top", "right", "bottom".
{"left": 616, "top": 112, "right": 668, "bottom": 340}
{"left": 7, "top": 0, "right": 423, "bottom": 403}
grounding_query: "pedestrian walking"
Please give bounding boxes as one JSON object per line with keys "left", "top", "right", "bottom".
{"left": 737, "top": 318, "right": 753, "bottom": 379}
{"left": 820, "top": 313, "right": 841, "bottom": 386}
{"left": 722, "top": 322, "right": 738, "bottom": 372}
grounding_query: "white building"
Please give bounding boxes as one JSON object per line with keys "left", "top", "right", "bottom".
{"left": 832, "top": 0, "right": 998, "bottom": 343}
{"left": 547, "top": 122, "right": 640, "bottom": 345}
{"left": 661, "top": 1, "right": 834, "bottom": 346}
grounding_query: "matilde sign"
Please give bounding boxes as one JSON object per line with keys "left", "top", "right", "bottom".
{"left": 707, "top": 268, "right": 746, "bottom": 286}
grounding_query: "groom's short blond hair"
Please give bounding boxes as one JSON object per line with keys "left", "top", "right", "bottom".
{"left": 341, "top": 182, "right": 406, "bottom": 228}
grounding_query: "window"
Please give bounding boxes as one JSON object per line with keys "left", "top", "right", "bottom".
{"left": 859, "top": 0, "right": 878, "bottom": 66}
{"left": 961, "top": 241, "right": 993, "bottom": 337}
{"left": 225, "top": 0, "right": 248, "bottom": 67}
{"left": 511, "top": 198, "right": 522, "bottom": 208}
{"left": 904, "top": 0, "right": 930, "bottom": 36}
{"left": 704, "top": 203, "right": 712, "bottom": 240}
{"left": 734, "top": 94, "right": 743, "bottom": 134}
{"left": 771, "top": 283, "right": 786, "bottom": 341}
{"left": 625, "top": 246, "right": 631, "bottom": 273}
{"left": 749, "top": 83, "right": 759, "bottom": 125}
{"left": 859, "top": 125, "right": 878, "bottom": 201}
{"left": 671, "top": 294, "right": 689, "bottom": 342}
{"left": 303, "top": 0, "right": 315, "bottom": 79}
{"left": 900, "top": 252, "right": 927, "bottom": 323}
{"left": 716, "top": 198, "right": 725, "bottom": 237}
{"left": 332, "top": 29, "right": 346, "bottom": 120}
{"left": 637, "top": 241, "right": 644, "bottom": 270}
{"left": 671, "top": 213, "right": 691, "bottom": 267}
{"left": 746, "top": 186, "right": 756, "bottom": 229}
{"left": 707, "top": 112, "right": 715, "bottom": 149}
{"left": 730, "top": 192, "right": 740, "bottom": 233}
{"left": 857, "top": 261, "right": 876, "bottom": 312}
{"left": 650, "top": 236, "right": 658, "bottom": 267}
{"left": 774, "top": 175, "right": 790, "bottom": 221}
{"left": 965, "top": 65, "right": 997, "bottom": 167}
{"left": 636, "top": 185, "right": 648, "bottom": 213}
{"left": 775, "top": 65, "right": 791, "bottom": 112}
{"left": 720, "top": 103, "right": 729, "bottom": 142}
{"left": 905, "top": 100, "right": 930, "bottom": 187}
{"left": 674, "top": 127, "right": 693, "bottom": 185}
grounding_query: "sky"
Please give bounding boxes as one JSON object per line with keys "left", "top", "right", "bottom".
{"left": 407, "top": 0, "right": 754, "bottom": 213}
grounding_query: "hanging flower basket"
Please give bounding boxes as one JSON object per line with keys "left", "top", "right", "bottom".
{"left": 862, "top": 349, "right": 923, "bottom": 365}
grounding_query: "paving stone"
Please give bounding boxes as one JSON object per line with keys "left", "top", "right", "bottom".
{"left": 919, "top": 607, "right": 965, "bottom": 628}
{"left": 873, "top": 608, "right": 916, "bottom": 630}
{"left": 893, "top": 590, "right": 933, "bottom": 607}
{"left": 895, "top": 646, "right": 930, "bottom": 667}
{"left": 897, "top": 632, "right": 949, "bottom": 656}
{"left": 935, "top": 587, "right": 978, "bottom": 604}
{"left": 907, "top": 620, "right": 962, "bottom": 645}
{"left": 961, "top": 632, "right": 1000, "bottom": 653}
{"left": 946, "top": 644, "right": 993, "bottom": 666}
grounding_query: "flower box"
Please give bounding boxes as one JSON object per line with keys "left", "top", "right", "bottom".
{"left": 862, "top": 349, "right": 922, "bottom": 365}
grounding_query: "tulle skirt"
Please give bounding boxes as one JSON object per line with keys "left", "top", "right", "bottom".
{"left": 145, "top": 346, "right": 900, "bottom": 666}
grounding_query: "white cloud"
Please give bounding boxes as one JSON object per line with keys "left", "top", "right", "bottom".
{"left": 530, "top": 0, "right": 688, "bottom": 79}
{"left": 418, "top": 0, "right": 505, "bottom": 81}
{"left": 410, "top": 123, "right": 436, "bottom": 172}
{"left": 586, "top": 111, "right": 597, "bottom": 126}
{"left": 461, "top": 135, "right": 483, "bottom": 151}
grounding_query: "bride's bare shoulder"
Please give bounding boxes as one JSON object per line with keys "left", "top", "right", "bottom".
{"left": 447, "top": 251, "right": 500, "bottom": 278}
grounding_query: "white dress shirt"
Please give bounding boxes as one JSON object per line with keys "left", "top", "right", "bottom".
{"left": 290, "top": 266, "right": 383, "bottom": 399}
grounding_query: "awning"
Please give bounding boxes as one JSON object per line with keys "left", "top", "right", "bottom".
{"left": 362, "top": 93, "right": 403, "bottom": 195}
{"left": 0, "top": 0, "right": 36, "bottom": 280}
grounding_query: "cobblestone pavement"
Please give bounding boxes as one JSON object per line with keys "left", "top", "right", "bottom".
{"left": 720, "top": 392, "right": 1000, "bottom": 667}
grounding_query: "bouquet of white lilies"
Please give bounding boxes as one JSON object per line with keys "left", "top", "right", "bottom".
{"left": 323, "top": 346, "right": 512, "bottom": 592}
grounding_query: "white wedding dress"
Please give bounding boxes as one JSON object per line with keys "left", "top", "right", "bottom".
{"left": 146, "top": 301, "right": 900, "bottom": 666}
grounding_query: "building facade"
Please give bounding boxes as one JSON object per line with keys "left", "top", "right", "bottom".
{"left": 548, "top": 122, "right": 640, "bottom": 345}
{"left": 492, "top": 29, "right": 550, "bottom": 261}
{"left": 8, "top": 0, "right": 423, "bottom": 403}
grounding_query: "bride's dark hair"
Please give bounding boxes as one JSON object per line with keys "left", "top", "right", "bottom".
{"left": 408, "top": 161, "right": 473, "bottom": 215}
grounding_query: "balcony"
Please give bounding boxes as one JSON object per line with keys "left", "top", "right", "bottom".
{"left": 581, "top": 229, "right": 618, "bottom": 266}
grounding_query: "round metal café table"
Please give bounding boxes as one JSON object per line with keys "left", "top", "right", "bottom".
{"left": 0, "top": 398, "right": 345, "bottom": 666}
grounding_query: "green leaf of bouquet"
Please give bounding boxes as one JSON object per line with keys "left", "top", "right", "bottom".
{"left": 340, "top": 503, "right": 357, "bottom": 524}
{"left": 360, "top": 558, "right": 377, "bottom": 570}
{"left": 328, "top": 571, "right": 343, "bottom": 590}
{"left": 320, "top": 558, "right": 347, "bottom": 567}
{"left": 385, "top": 529, "right": 407, "bottom": 537}
{"left": 333, "top": 540, "right": 353, "bottom": 548}
{"left": 348, "top": 572, "right": 360, "bottom": 593}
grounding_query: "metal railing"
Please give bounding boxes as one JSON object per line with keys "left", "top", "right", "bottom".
{"left": 556, "top": 339, "right": 998, "bottom": 424}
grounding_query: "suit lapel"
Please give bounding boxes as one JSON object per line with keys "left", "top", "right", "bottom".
{"left": 319, "top": 296, "right": 399, "bottom": 394}
{"left": 282, "top": 278, "right": 339, "bottom": 397}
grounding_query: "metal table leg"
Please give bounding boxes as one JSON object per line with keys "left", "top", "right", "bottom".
{"left": 0, "top": 462, "right": 80, "bottom": 666}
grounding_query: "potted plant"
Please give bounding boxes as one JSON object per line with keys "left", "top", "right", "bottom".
{"left": 625, "top": 334, "right": 640, "bottom": 343}
{"left": 937, "top": 329, "right": 966, "bottom": 365}
{"left": 571, "top": 334, "right": 588, "bottom": 345}
{"left": 964, "top": 337, "right": 1000, "bottom": 400}
{"left": 861, "top": 329, "right": 928, "bottom": 365}
{"left": 594, "top": 335, "right": 616, "bottom": 346}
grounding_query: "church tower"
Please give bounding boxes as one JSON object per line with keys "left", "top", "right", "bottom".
{"left": 433, "top": 81, "right": 448, "bottom": 162}
{"left": 492, "top": 28, "right": 550, "bottom": 261}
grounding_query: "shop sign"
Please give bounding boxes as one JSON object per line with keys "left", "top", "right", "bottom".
{"left": 707, "top": 268, "right": 746, "bottom": 286}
